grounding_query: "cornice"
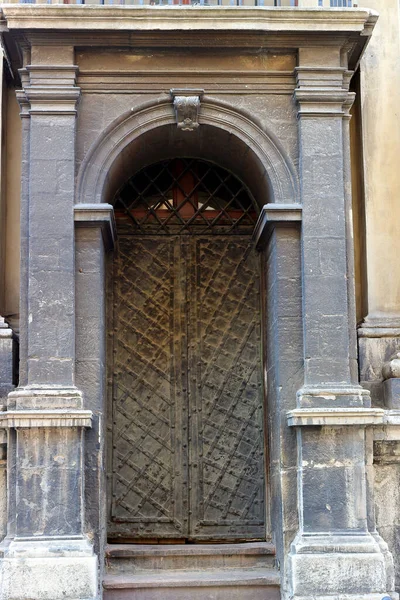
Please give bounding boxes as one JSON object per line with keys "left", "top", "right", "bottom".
{"left": 24, "top": 85, "right": 81, "bottom": 115}
{"left": 253, "top": 203, "right": 302, "bottom": 250}
{"left": 287, "top": 407, "right": 385, "bottom": 427}
{"left": 0, "top": 6, "right": 378, "bottom": 34}
{"left": 0, "top": 409, "right": 93, "bottom": 429}
{"left": 74, "top": 203, "right": 116, "bottom": 251}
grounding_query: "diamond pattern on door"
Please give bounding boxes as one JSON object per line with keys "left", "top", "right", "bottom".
{"left": 109, "top": 236, "right": 188, "bottom": 539}
{"left": 188, "top": 238, "right": 265, "bottom": 540}
{"left": 108, "top": 235, "right": 265, "bottom": 541}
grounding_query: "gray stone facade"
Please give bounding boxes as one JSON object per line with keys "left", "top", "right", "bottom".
{"left": 0, "top": 4, "right": 398, "bottom": 600}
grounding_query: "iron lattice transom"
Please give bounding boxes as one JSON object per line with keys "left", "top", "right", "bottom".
{"left": 114, "top": 158, "right": 259, "bottom": 235}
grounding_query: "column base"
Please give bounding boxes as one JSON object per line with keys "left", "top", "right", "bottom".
{"left": 0, "top": 537, "right": 98, "bottom": 600}
{"left": 288, "top": 533, "right": 397, "bottom": 600}
{"left": 296, "top": 385, "right": 371, "bottom": 408}
{"left": 8, "top": 385, "right": 83, "bottom": 410}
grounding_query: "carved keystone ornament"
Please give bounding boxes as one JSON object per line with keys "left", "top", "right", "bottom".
{"left": 170, "top": 88, "right": 204, "bottom": 132}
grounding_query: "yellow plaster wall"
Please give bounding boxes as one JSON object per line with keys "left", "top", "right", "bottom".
{"left": 358, "top": 0, "right": 400, "bottom": 320}
{"left": 3, "top": 86, "right": 21, "bottom": 328}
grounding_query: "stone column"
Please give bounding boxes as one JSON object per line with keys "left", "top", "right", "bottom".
{"left": 0, "top": 48, "right": 97, "bottom": 600}
{"left": 286, "top": 48, "right": 396, "bottom": 600}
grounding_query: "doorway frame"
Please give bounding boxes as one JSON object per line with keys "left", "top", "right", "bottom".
{"left": 75, "top": 95, "right": 301, "bottom": 581}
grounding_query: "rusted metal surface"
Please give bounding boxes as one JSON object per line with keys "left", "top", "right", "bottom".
{"left": 109, "top": 234, "right": 265, "bottom": 541}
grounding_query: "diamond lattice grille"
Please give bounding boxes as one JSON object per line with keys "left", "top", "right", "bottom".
{"left": 114, "top": 158, "right": 259, "bottom": 235}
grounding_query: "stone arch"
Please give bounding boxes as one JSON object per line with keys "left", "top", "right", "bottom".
{"left": 76, "top": 96, "right": 299, "bottom": 208}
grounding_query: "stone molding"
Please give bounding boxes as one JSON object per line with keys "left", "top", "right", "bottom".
{"left": 358, "top": 313, "right": 400, "bottom": 338}
{"left": 8, "top": 385, "right": 84, "bottom": 410}
{"left": 170, "top": 88, "right": 204, "bottom": 132}
{"left": 74, "top": 203, "right": 116, "bottom": 251}
{"left": 295, "top": 66, "right": 355, "bottom": 118}
{"left": 253, "top": 202, "right": 302, "bottom": 249}
{"left": 24, "top": 86, "right": 81, "bottom": 116}
{"left": 0, "top": 409, "right": 92, "bottom": 429}
{"left": 15, "top": 65, "right": 81, "bottom": 116}
{"left": 15, "top": 70, "right": 30, "bottom": 118}
{"left": 296, "top": 384, "right": 371, "bottom": 408}
{"left": 76, "top": 97, "right": 299, "bottom": 206}
{"left": 287, "top": 407, "right": 385, "bottom": 427}
{"left": 288, "top": 407, "right": 400, "bottom": 429}
{"left": 0, "top": 6, "right": 378, "bottom": 37}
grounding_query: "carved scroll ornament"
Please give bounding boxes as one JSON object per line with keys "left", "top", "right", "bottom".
{"left": 170, "top": 88, "right": 204, "bottom": 132}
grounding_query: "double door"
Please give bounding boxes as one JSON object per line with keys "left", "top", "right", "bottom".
{"left": 108, "top": 234, "right": 266, "bottom": 541}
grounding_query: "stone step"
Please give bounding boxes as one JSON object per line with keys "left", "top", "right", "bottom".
{"left": 103, "top": 567, "right": 281, "bottom": 600}
{"left": 105, "top": 542, "right": 276, "bottom": 573}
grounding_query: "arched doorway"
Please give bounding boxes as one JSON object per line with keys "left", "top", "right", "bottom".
{"left": 107, "top": 157, "right": 268, "bottom": 543}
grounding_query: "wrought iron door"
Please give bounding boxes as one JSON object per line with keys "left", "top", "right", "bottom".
{"left": 109, "top": 234, "right": 265, "bottom": 541}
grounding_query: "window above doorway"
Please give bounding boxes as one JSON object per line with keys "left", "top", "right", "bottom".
{"left": 113, "top": 158, "right": 259, "bottom": 235}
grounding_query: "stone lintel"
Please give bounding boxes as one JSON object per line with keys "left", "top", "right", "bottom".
{"left": 287, "top": 407, "right": 384, "bottom": 427}
{"left": 253, "top": 203, "right": 302, "bottom": 250}
{"left": 0, "top": 409, "right": 92, "bottom": 429}
{"left": 74, "top": 203, "right": 116, "bottom": 251}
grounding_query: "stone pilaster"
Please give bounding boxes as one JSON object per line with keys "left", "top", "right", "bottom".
{"left": 74, "top": 203, "right": 115, "bottom": 565}
{"left": 286, "top": 49, "right": 397, "bottom": 600}
{"left": 1, "top": 51, "right": 97, "bottom": 600}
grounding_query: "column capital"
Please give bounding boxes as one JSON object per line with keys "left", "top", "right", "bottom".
{"left": 294, "top": 66, "right": 354, "bottom": 118}
{"left": 253, "top": 203, "right": 302, "bottom": 250}
{"left": 74, "top": 203, "right": 116, "bottom": 251}
{"left": 22, "top": 64, "right": 80, "bottom": 115}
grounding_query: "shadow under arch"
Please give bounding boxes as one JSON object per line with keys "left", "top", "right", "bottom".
{"left": 76, "top": 96, "right": 299, "bottom": 208}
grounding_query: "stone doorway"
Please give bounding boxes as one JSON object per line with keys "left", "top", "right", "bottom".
{"left": 107, "top": 159, "right": 268, "bottom": 543}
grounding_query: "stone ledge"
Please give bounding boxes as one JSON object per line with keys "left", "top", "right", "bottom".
{"left": 287, "top": 407, "right": 385, "bottom": 427}
{"left": 0, "top": 6, "right": 378, "bottom": 34}
{"left": 253, "top": 203, "right": 302, "bottom": 249}
{"left": 0, "top": 409, "right": 92, "bottom": 429}
{"left": 74, "top": 203, "right": 116, "bottom": 251}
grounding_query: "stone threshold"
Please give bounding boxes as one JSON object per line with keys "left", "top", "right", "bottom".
{"left": 105, "top": 541, "right": 275, "bottom": 559}
{"left": 103, "top": 568, "right": 280, "bottom": 589}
